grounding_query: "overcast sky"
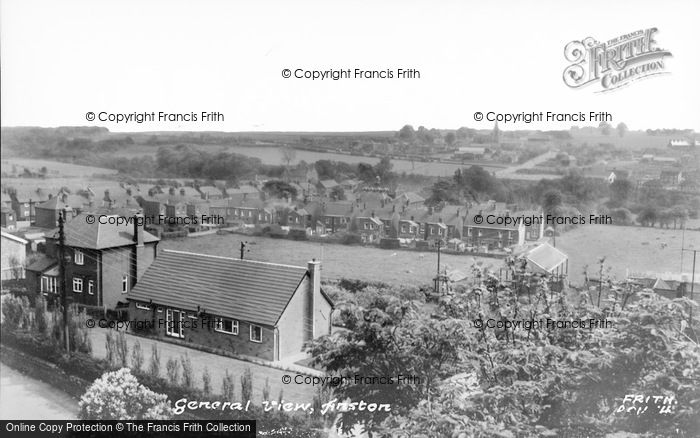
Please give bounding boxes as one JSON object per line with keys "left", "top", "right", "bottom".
{"left": 1, "top": 0, "right": 698, "bottom": 132}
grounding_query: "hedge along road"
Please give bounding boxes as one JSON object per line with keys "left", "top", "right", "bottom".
{"left": 87, "top": 327, "right": 319, "bottom": 406}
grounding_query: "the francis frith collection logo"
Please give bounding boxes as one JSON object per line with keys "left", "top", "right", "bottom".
{"left": 563, "top": 28, "right": 672, "bottom": 92}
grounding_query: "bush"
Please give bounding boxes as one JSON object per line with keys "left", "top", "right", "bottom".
{"left": 1, "top": 294, "right": 30, "bottom": 331}
{"left": 165, "top": 357, "right": 179, "bottom": 383}
{"left": 105, "top": 332, "right": 116, "bottom": 367}
{"left": 115, "top": 332, "right": 128, "bottom": 367}
{"left": 148, "top": 344, "right": 160, "bottom": 378}
{"left": 130, "top": 341, "right": 144, "bottom": 373}
{"left": 202, "top": 367, "right": 212, "bottom": 396}
{"left": 79, "top": 368, "right": 172, "bottom": 420}
{"left": 34, "top": 298, "right": 47, "bottom": 336}
{"left": 222, "top": 370, "right": 235, "bottom": 401}
{"left": 240, "top": 367, "right": 253, "bottom": 402}
{"left": 180, "top": 354, "right": 194, "bottom": 389}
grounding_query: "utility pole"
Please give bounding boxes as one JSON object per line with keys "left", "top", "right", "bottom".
{"left": 434, "top": 239, "right": 443, "bottom": 294}
{"left": 58, "top": 210, "right": 70, "bottom": 354}
{"left": 681, "top": 248, "right": 697, "bottom": 322}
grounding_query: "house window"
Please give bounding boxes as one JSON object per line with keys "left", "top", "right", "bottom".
{"left": 73, "top": 277, "right": 83, "bottom": 293}
{"left": 215, "top": 318, "right": 239, "bottom": 335}
{"left": 166, "top": 309, "right": 184, "bottom": 338}
{"left": 121, "top": 275, "right": 128, "bottom": 293}
{"left": 250, "top": 324, "right": 263, "bottom": 343}
{"left": 135, "top": 302, "right": 151, "bottom": 310}
{"left": 41, "top": 276, "right": 57, "bottom": 294}
{"left": 88, "top": 280, "right": 94, "bottom": 295}
{"left": 364, "top": 222, "right": 369, "bottom": 230}
{"left": 74, "top": 250, "right": 84, "bottom": 265}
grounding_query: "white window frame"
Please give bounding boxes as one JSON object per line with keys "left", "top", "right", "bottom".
{"left": 166, "top": 308, "right": 184, "bottom": 338}
{"left": 215, "top": 317, "right": 239, "bottom": 335}
{"left": 121, "top": 274, "right": 128, "bottom": 293}
{"left": 249, "top": 324, "right": 263, "bottom": 343}
{"left": 88, "top": 280, "right": 94, "bottom": 295}
{"left": 41, "top": 275, "right": 57, "bottom": 294}
{"left": 74, "top": 250, "right": 84, "bottom": 265}
{"left": 135, "top": 302, "right": 151, "bottom": 310}
{"left": 73, "top": 277, "right": 83, "bottom": 293}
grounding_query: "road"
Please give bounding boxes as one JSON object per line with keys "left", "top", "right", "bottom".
{"left": 495, "top": 150, "right": 559, "bottom": 180}
{"left": 0, "top": 363, "right": 79, "bottom": 419}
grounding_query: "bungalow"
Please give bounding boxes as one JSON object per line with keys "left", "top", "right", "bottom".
{"left": 128, "top": 251, "right": 334, "bottom": 361}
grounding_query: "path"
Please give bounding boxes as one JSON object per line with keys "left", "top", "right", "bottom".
{"left": 0, "top": 363, "right": 79, "bottom": 419}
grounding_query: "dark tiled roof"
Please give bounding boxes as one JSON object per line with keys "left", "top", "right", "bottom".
{"left": 129, "top": 250, "right": 309, "bottom": 326}
{"left": 26, "top": 255, "right": 57, "bottom": 273}
{"left": 47, "top": 213, "right": 159, "bottom": 249}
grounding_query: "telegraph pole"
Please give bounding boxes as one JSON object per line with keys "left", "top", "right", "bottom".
{"left": 58, "top": 211, "right": 70, "bottom": 354}
{"left": 240, "top": 241, "right": 248, "bottom": 260}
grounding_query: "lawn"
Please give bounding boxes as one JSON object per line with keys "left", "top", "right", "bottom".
{"left": 556, "top": 224, "right": 699, "bottom": 285}
{"left": 1, "top": 158, "right": 118, "bottom": 177}
{"left": 161, "top": 234, "right": 504, "bottom": 288}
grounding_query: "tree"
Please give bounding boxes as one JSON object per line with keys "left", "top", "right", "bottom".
{"left": 330, "top": 186, "right": 346, "bottom": 201}
{"left": 445, "top": 132, "right": 456, "bottom": 146}
{"left": 79, "top": 368, "right": 172, "bottom": 420}
{"left": 616, "top": 122, "right": 628, "bottom": 137}
{"left": 398, "top": 125, "right": 416, "bottom": 142}
{"left": 280, "top": 146, "right": 296, "bottom": 167}
{"left": 262, "top": 180, "right": 298, "bottom": 200}
{"left": 541, "top": 190, "right": 563, "bottom": 216}
{"left": 373, "top": 157, "right": 393, "bottom": 183}
{"left": 638, "top": 206, "right": 658, "bottom": 227}
{"left": 599, "top": 121, "right": 612, "bottom": 135}
{"left": 609, "top": 178, "right": 633, "bottom": 206}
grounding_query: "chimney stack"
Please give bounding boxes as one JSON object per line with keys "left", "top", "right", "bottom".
{"left": 133, "top": 214, "right": 144, "bottom": 246}
{"left": 307, "top": 259, "right": 323, "bottom": 339}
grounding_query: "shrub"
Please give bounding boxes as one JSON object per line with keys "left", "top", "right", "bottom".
{"left": 131, "top": 341, "right": 144, "bottom": 373}
{"left": 105, "top": 332, "right": 116, "bottom": 367}
{"left": 79, "top": 368, "right": 172, "bottom": 420}
{"left": 202, "top": 367, "right": 212, "bottom": 396}
{"left": 180, "top": 354, "right": 194, "bottom": 389}
{"left": 165, "top": 357, "right": 179, "bottom": 383}
{"left": 34, "top": 298, "right": 47, "bottom": 336}
{"left": 222, "top": 370, "right": 235, "bottom": 401}
{"left": 115, "top": 332, "right": 128, "bottom": 367}
{"left": 240, "top": 367, "right": 253, "bottom": 402}
{"left": 70, "top": 310, "right": 92, "bottom": 354}
{"left": 1, "top": 294, "right": 30, "bottom": 331}
{"left": 262, "top": 377, "right": 270, "bottom": 401}
{"left": 148, "top": 344, "right": 160, "bottom": 378}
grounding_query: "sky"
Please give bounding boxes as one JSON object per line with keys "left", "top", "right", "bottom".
{"left": 1, "top": 0, "right": 698, "bottom": 133}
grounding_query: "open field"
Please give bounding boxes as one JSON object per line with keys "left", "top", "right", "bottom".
{"left": 1, "top": 158, "right": 118, "bottom": 177}
{"left": 557, "top": 225, "right": 699, "bottom": 285}
{"left": 111, "top": 144, "right": 506, "bottom": 177}
{"left": 161, "top": 234, "right": 502, "bottom": 287}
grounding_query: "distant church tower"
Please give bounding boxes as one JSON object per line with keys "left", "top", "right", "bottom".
{"left": 492, "top": 122, "right": 501, "bottom": 145}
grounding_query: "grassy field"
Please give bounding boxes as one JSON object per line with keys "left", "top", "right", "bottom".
{"left": 557, "top": 225, "right": 699, "bottom": 285}
{"left": 161, "top": 234, "right": 504, "bottom": 288}
{"left": 1, "top": 158, "right": 118, "bottom": 177}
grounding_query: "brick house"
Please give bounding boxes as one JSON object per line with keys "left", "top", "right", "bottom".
{"left": 1, "top": 206, "right": 17, "bottom": 230}
{"left": 285, "top": 207, "right": 311, "bottom": 229}
{"left": 34, "top": 197, "right": 75, "bottom": 229}
{"left": 38, "top": 213, "right": 160, "bottom": 310}
{"left": 209, "top": 199, "right": 274, "bottom": 226}
{"left": 128, "top": 251, "right": 334, "bottom": 361}
{"left": 354, "top": 214, "right": 384, "bottom": 243}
